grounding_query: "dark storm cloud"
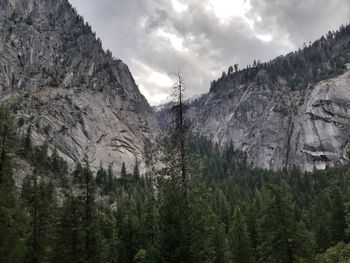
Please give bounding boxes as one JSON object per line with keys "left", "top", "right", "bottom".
{"left": 69, "top": 0, "right": 350, "bottom": 105}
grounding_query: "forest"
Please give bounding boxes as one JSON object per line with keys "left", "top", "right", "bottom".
{"left": 1, "top": 91, "right": 350, "bottom": 263}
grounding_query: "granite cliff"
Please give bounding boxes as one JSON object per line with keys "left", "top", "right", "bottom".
{"left": 0, "top": 0, "right": 158, "bottom": 171}
{"left": 158, "top": 26, "right": 350, "bottom": 171}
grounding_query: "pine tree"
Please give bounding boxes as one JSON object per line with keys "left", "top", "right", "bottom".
{"left": 0, "top": 106, "right": 27, "bottom": 263}
{"left": 258, "top": 185, "right": 314, "bottom": 262}
{"left": 52, "top": 194, "right": 84, "bottom": 263}
{"left": 21, "top": 124, "right": 32, "bottom": 158}
{"left": 138, "top": 195, "right": 160, "bottom": 262}
{"left": 310, "top": 194, "right": 332, "bottom": 251}
{"left": 107, "top": 163, "right": 115, "bottom": 193}
{"left": 158, "top": 178, "right": 187, "bottom": 262}
{"left": 21, "top": 170, "right": 57, "bottom": 263}
{"left": 0, "top": 106, "right": 18, "bottom": 182}
{"left": 49, "top": 147, "right": 68, "bottom": 179}
{"left": 183, "top": 186, "right": 218, "bottom": 262}
{"left": 133, "top": 159, "right": 140, "bottom": 181}
{"left": 115, "top": 191, "right": 141, "bottom": 263}
{"left": 168, "top": 73, "right": 187, "bottom": 186}
{"left": 96, "top": 163, "right": 107, "bottom": 191}
{"left": 212, "top": 222, "right": 229, "bottom": 263}
{"left": 328, "top": 186, "right": 347, "bottom": 244}
{"left": 80, "top": 160, "right": 100, "bottom": 262}
{"left": 229, "top": 208, "right": 254, "bottom": 263}
{"left": 97, "top": 209, "right": 119, "bottom": 263}
{"left": 121, "top": 162, "right": 127, "bottom": 179}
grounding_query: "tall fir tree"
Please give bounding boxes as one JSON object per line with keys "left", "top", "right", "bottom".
{"left": 52, "top": 194, "right": 84, "bottom": 263}
{"left": 258, "top": 185, "right": 314, "bottom": 262}
{"left": 229, "top": 208, "right": 254, "bottom": 263}
{"left": 0, "top": 106, "right": 27, "bottom": 263}
{"left": 21, "top": 170, "right": 57, "bottom": 263}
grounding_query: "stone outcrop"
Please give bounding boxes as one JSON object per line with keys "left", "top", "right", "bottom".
{"left": 290, "top": 67, "right": 350, "bottom": 171}
{"left": 0, "top": 0, "right": 158, "bottom": 171}
{"left": 159, "top": 67, "right": 350, "bottom": 172}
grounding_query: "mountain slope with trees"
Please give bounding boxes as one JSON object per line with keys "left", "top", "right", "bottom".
{"left": 158, "top": 24, "right": 350, "bottom": 171}
{"left": 1, "top": 104, "right": 350, "bottom": 262}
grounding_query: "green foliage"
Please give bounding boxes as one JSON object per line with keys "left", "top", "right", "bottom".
{"left": 121, "top": 162, "right": 127, "bottom": 178}
{"left": 52, "top": 195, "right": 85, "bottom": 263}
{"left": 316, "top": 242, "right": 350, "bottom": 263}
{"left": 21, "top": 171, "right": 57, "bottom": 263}
{"left": 258, "top": 185, "right": 315, "bottom": 262}
{"left": 0, "top": 106, "right": 27, "bottom": 263}
{"left": 229, "top": 208, "right": 254, "bottom": 263}
{"left": 1, "top": 110, "right": 350, "bottom": 263}
{"left": 134, "top": 249, "right": 148, "bottom": 263}
{"left": 158, "top": 178, "right": 187, "bottom": 262}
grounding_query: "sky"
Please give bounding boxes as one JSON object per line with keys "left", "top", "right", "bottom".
{"left": 69, "top": 0, "right": 350, "bottom": 105}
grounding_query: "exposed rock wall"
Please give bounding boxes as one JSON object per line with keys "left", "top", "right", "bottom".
{"left": 162, "top": 68, "right": 350, "bottom": 172}
{"left": 0, "top": 0, "right": 158, "bottom": 171}
{"left": 290, "top": 67, "right": 350, "bottom": 171}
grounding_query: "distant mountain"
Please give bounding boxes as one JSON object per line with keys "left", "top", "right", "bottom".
{"left": 158, "top": 24, "right": 350, "bottom": 171}
{"left": 0, "top": 0, "right": 158, "bottom": 171}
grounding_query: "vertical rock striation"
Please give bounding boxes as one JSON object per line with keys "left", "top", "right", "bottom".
{"left": 0, "top": 0, "right": 158, "bottom": 171}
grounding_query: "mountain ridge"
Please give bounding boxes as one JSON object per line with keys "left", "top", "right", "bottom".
{"left": 157, "top": 24, "right": 350, "bottom": 171}
{"left": 0, "top": 0, "right": 158, "bottom": 171}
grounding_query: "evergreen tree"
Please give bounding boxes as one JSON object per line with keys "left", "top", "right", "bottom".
{"left": 95, "top": 163, "right": 107, "bottom": 191}
{"left": 21, "top": 124, "right": 32, "bottom": 158}
{"left": 133, "top": 159, "right": 140, "bottom": 181}
{"left": 229, "top": 208, "right": 254, "bottom": 263}
{"left": 79, "top": 161, "right": 101, "bottom": 262}
{"left": 0, "top": 106, "right": 27, "bottom": 263}
{"left": 115, "top": 191, "right": 141, "bottom": 263}
{"left": 97, "top": 209, "right": 119, "bottom": 263}
{"left": 49, "top": 147, "right": 68, "bottom": 179}
{"left": 121, "top": 162, "right": 127, "bottom": 179}
{"left": 310, "top": 194, "right": 332, "bottom": 251}
{"left": 52, "top": 195, "right": 84, "bottom": 263}
{"left": 184, "top": 186, "right": 218, "bottom": 262}
{"left": 212, "top": 222, "right": 229, "bottom": 263}
{"left": 138, "top": 195, "right": 160, "bottom": 262}
{"left": 258, "top": 185, "right": 314, "bottom": 262}
{"left": 168, "top": 73, "right": 187, "bottom": 187}
{"left": 21, "top": 170, "right": 57, "bottom": 263}
{"left": 158, "top": 178, "right": 187, "bottom": 262}
{"left": 0, "top": 106, "right": 18, "bottom": 182}
{"left": 316, "top": 242, "right": 350, "bottom": 263}
{"left": 328, "top": 186, "right": 347, "bottom": 244}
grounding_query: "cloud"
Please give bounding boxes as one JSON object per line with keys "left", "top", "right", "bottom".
{"left": 69, "top": 0, "right": 350, "bottom": 105}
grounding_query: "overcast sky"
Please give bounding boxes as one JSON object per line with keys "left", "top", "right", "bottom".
{"left": 69, "top": 0, "right": 350, "bottom": 105}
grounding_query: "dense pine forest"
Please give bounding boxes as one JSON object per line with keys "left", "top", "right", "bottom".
{"left": 1, "top": 94, "right": 350, "bottom": 263}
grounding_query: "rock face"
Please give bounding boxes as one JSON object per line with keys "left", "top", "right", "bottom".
{"left": 0, "top": 0, "right": 158, "bottom": 171}
{"left": 290, "top": 68, "right": 350, "bottom": 171}
{"left": 156, "top": 26, "right": 350, "bottom": 172}
{"left": 158, "top": 66, "right": 350, "bottom": 172}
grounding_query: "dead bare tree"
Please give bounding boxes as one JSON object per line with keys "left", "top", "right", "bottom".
{"left": 170, "top": 72, "right": 187, "bottom": 189}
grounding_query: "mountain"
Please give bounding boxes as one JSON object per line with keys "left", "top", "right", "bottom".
{"left": 0, "top": 0, "right": 158, "bottom": 171}
{"left": 158, "top": 25, "right": 350, "bottom": 171}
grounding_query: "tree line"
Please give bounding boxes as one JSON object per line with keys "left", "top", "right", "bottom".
{"left": 1, "top": 92, "right": 350, "bottom": 262}
{"left": 211, "top": 23, "right": 350, "bottom": 93}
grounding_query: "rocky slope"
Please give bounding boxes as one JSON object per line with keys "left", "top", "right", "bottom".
{"left": 182, "top": 67, "right": 350, "bottom": 172}
{"left": 158, "top": 27, "right": 350, "bottom": 171}
{"left": 0, "top": 0, "right": 158, "bottom": 171}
